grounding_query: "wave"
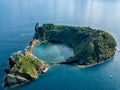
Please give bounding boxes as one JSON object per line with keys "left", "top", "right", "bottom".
{"left": 116, "top": 47, "right": 120, "bottom": 51}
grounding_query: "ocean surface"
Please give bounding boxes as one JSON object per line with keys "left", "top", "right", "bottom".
{"left": 0, "top": 0, "right": 120, "bottom": 90}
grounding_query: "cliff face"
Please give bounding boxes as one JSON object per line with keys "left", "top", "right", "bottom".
{"left": 4, "top": 40, "right": 49, "bottom": 88}
{"left": 34, "top": 24, "right": 117, "bottom": 65}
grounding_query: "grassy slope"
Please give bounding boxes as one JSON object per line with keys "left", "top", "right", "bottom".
{"left": 13, "top": 55, "right": 45, "bottom": 78}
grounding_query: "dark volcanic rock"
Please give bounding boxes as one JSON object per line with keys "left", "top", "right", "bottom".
{"left": 4, "top": 69, "right": 10, "bottom": 74}
{"left": 9, "top": 56, "right": 16, "bottom": 68}
{"left": 4, "top": 74, "right": 28, "bottom": 87}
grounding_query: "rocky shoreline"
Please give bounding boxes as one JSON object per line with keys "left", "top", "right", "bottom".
{"left": 51, "top": 55, "right": 113, "bottom": 68}
{"left": 4, "top": 39, "right": 49, "bottom": 88}
{"left": 24, "top": 39, "right": 49, "bottom": 72}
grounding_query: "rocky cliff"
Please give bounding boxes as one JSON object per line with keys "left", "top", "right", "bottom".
{"left": 34, "top": 23, "right": 117, "bottom": 65}
{"left": 4, "top": 39, "right": 49, "bottom": 88}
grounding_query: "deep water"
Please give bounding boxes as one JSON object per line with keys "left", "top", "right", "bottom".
{"left": 0, "top": 0, "right": 120, "bottom": 90}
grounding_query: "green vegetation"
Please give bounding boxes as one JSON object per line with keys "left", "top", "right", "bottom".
{"left": 4, "top": 53, "right": 49, "bottom": 87}
{"left": 13, "top": 55, "right": 45, "bottom": 78}
{"left": 35, "top": 24, "right": 117, "bottom": 65}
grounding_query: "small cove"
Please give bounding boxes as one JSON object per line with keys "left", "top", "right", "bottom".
{"left": 33, "top": 42, "right": 74, "bottom": 65}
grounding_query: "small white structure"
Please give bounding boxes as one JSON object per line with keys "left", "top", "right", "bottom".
{"left": 43, "top": 68, "right": 49, "bottom": 73}
{"left": 116, "top": 47, "right": 120, "bottom": 51}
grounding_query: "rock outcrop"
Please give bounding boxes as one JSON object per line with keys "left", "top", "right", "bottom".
{"left": 4, "top": 37, "right": 49, "bottom": 88}
{"left": 9, "top": 56, "right": 16, "bottom": 68}
{"left": 4, "top": 74, "right": 29, "bottom": 87}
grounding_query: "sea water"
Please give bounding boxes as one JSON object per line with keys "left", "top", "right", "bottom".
{"left": 0, "top": 0, "right": 120, "bottom": 90}
{"left": 33, "top": 42, "right": 73, "bottom": 65}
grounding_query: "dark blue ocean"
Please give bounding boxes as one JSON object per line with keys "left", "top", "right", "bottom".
{"left": 0, "top": 0, "right": 120, "bottom": 90}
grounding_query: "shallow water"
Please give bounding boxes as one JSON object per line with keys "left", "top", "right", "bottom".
{"left": 33, "top": 42, "right": 73, "bottom": 65}
{"left": 0, "top": 0, "right": 120, "bottom": 90}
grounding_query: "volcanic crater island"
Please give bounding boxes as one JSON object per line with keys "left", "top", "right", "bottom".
{"left": 4, "top": 23, "right": 117, "bottom": 87}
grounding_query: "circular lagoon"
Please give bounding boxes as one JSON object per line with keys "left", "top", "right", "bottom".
{"left": 33, "top": 42, "right": 74, "bottom": 65}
